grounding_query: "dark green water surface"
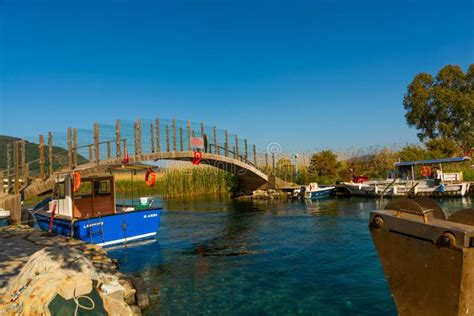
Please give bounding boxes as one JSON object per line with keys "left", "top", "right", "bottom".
{"left": 108, "top": 196, "right": 473, "bottom": 315}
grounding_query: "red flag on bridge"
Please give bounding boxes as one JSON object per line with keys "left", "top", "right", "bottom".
{"left": 192, "top": 151, "right": 202, "bottom": 165}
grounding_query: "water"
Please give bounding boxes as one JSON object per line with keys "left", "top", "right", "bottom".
{"left": 108, "top": 196, "right": 473, "bottom": 315}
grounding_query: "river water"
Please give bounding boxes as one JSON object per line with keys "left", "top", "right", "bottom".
{"left": 108, "top": 196, "right": 473, "bottom": 315}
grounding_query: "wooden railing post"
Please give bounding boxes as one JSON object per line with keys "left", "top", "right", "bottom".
{"left": 155, "top": 118, "right": 161, "bottom": 152}
{"left": 89, "top": 145, "right": 93, "bottom": 162}
{"left": 14, "top": 141, "right": 19, "bottom": 195}
{"left": 200, "top": 122, "right": 204, "bottom": 137}
{"left": 172, "top": 118, "right": 177, "bottom": 152}
{"left": 224, "top": 130, "right": 229, "bottom": 157}
{"left": 73, "top": 128, "right": 78, "bottom": 167}
{"left": 6, "top": 143, "right": 11, "bottom": 192}
{"left": 213, "top": 127, "right": 218, "bottom": 155}
{"left": 244, "top": 139, "right": 248, "bottom": 161}
{"left": 39, "top": 135, "right": 44, "bottom": 180}
{"left": 107, "top": 142, "right": 111, "bottom": 159}
{"left": 21, "top": 140, "right": 27, "bottom": 181}
{"left": 67, "top": 128, "right": 72, "bottom": 169}
{"left": 48, "top": 132, "right": 53, "bottom": 176}
{"left": 94, "top": 123, "right": 100, "bottom": 163}
{"left": 165, "top": 124, "right": 170, "bottom": 152}
{"left": 134, "top": 120, "right": 142, "bottom": 155}
{"left": 150, "top": 123, "right": 155, "bottom": 153}
{"left": 265, "top": 153, "right": 269, "bottom": 170}
{"left": 179, "top": 127, "right": 184, "bottom": 151}
{"left": 253, "top": 145, "right": 257, "bottom": 166}
{"left": 116, "top": 119, "right": 121, "bottom": 158}
{"left": 186, "top": 120, "right": 191, "bottom": 151}
{"left": 235, "top": 135, "right": 239, "bottom": 159}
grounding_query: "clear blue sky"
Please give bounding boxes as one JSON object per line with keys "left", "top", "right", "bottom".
{"left": 0, "top": 0, "right": 473, "bottom": 152}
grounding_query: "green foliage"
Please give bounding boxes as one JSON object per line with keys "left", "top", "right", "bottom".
{"left": 308, "top": 150, "right": 340, "bottom": 180}
{"left": 403, "top": 64, "right": 474, "bottom": 149}
{"left": 398, "top": 145, "right": 431, "bottom": 161}
{"left": 424, "top": 138, "right": 462, "bottom": 158}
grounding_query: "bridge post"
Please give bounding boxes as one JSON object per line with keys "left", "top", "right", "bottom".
{"left": 179, "top": 127, "right": 184, "bottom": 151}
{"left": 48, "top": 132, "right": 53, "bottom": 177}
{"left": 6, "top": 144, "right": 11, "bottom": 192}
{"left": 187, "top": 120, "right": 191, "bottom": 151}
{"left": 39, "top": 135, "right": 44, "bottom": 180}
{"left": 116, "top": 119, "right": 122, "bottom": 158}
{"left": 253, "top": 145, "right": 257, "bottom": 166}
{"left": 200, "top": 122, "right": 204, "bottom": 137}
{"left": 265, "top": 153, "right": 269, "bottom": 170}
{"left": 172, "top": 118, "right": 177, "bottom": 152}
{"left": 213, "top": 127, "right": 218, "bottom": 155}
{"left": 235, "top": 135, "right": 239, "bottom": 160}
{"left": 21, "top": 140, "right": 27, "bottom": 182}
{"left": 165, "top": 124, "right": 170, "bottom": 152}
{"left": 73, "top": 128, "right": 78, "bottom": 166}
{"left": 155, "top": 118, "right": 161, "bottom": 152}
{"left": 94, "top": 123, "right": 100, "bottom": 163}
{"left": 67, "top": 128, "right": 73, "bottom": 169}
{"left": 244, "top": 139, "right": 248, "bottom": 161}
{"left": 14, "top": 141, "right": 19, "bottom": 195}
{"left": 224, "top": 130, "right": 229, "bottom": 157}
{"left": 134, "top": 120, "right": 142, "bottom": 155}
{"left": 107, "top": 142, "right": 111, "bottom": 159}
{"left": 88, "top": 145, "right": 93, "bottom": 163}
{"left": 150, "top": 123, "right": 155, "bottom": 153}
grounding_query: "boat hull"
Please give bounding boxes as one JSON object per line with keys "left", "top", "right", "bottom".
{"left": 305, "top": 187, "right": 335, "bottom": 200}
{"left": 33, "top": 208, "right": 161, "bottom": 246}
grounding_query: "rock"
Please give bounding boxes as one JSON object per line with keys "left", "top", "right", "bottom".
{"left": 130, "top": 276, "right": 149, "bottom": 310}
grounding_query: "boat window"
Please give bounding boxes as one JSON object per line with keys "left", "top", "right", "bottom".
{"left": 74, "top": 180, "right": 92, "bottom": 198}
{"left": 94, "top": 179, "right": 111, "bottom": 196}
{"left": 53, "top": 183, "right": 65, "bottom": 199}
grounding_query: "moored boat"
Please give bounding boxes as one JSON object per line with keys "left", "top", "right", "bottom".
{"left": 303, "top": 183, "right": 335, "bottom": 200}
{"left": 32, "top": 173, "right": 162, "bottom": 246}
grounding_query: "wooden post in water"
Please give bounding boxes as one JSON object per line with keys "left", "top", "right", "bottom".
{"left": 39, "top": 135, "right": 44, "bottom": 180}
{"left": 116, "top": 120, "right": 121, "bottom": 158}
{"left": 213, "top": 127, "right": 218, "bottom": 155}
{"left": 73, "top": 128, "right": 78, "bottom": 167}
{"left": 150, "top": 123, "right": 155, "bottom": 153}
{"left": 94, "top": 123, "right": 100, "bottom": 163}
{"left": 134, "top": 120, "right": 142, "bottom": 155}
{"left": 179, "top": 127, "right": 184, "bottom": 151}
{"left": 165, "top": 124, "right": 170, "bottom": 152}
{"left": 235, "top": 135, "right": 239, "bottom": 160}
{"left": 6, "top": 144, "right": 11, "bottom": 192}
{"left": 21, "top": 140, "right": 27, "bottom": 181}
{"left": 244, "top": 139, "right": 248, "bottom": 161}
{"left": 253, "top": 145, "right": 257, "bottom": 166}
{"left": 48, "top": 132, "right": 53, "bottom": 176}
{"left": 67, "top": 128, "right": 73, "bottom": 169}
{"left": 172, "top": 119, "right": 177, "bottom": 152}
{"left": 155, "top": 118, "right": 161, "bottom": 152}
{"left": 224, "top": 130, "right": 229, "bottom": 157}
{"left": 14, "top": 141, "right": 19, "bottom": 195}
{"left": 186, "top": 120, "right": 191, "bottom": 151}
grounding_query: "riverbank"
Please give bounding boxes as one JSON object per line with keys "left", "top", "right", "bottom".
{"left": 0, "top": 225, "right": 147, "bottom": 315}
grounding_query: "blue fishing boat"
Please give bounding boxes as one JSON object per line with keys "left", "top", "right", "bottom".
{"left": 304, "top": 183, "right": 335, "bottom": 200}
{"left": 32, "top": 173, "right": 161, "bottom": 246}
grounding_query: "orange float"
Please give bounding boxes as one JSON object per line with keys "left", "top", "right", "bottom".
{"left": 73, "top": 171, "right": 81, "bottom": 192}
{"left": 145, "top": 168, "right": 157, "bottom": 187}
{"left": 419, "top": 166, "right": 432, "bottom": 177}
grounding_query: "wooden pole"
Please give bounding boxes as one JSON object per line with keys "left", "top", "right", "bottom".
{"left": 166, "top": 124, "right": 170, "bottom": 152}
{"left": 134, "top": 120, "right": 142, "bottom": 155}
{"left": 200, "top": 122, "right": 204, "bottom": 137}
{"left": 224, "top": 130, "right": 229, "bottom": 157}
{"left": 116, "top": 119, "right": 121, "bottom": 158}
{"left": 89, "top": 145, "right": 93, "bottom": 162}
{"left": 48, "top": 132, "right": 53, "bottom": 176}
{"left": 67, "top": 128, "right": 72, "bottom": 169}
{"left": 235, "top": 135, "right": 239, "bottom": 160}
{"left": 14, "top": 141, "right": 19, "bottom": 195}
{"left": 172, "top": 118, "right": 177, "bottom": 152}
{"left": 21, "top": 140, "right": 27, "bottom": 181}
{"left": 73, "top": 128, "right": 78, "bottom": 167}
{"left": 265, "top": 153, "right": 269, "bottom": 169}
{"left": 253, "top": 145, "right": 257, "bottom": 166}
{"left": 213, "top": 127, "right": 217, "bottom": 155}
{"left": 155, "top": 118, "right": 161, "bottom": 152}
{"left": 6, "top": 143, "right": 11, "bottom": 192}
{"left": 187, "top": 120, "right": 191, "bottom": 151}
{"left": 150, "top": 123, "right": 155, "bottom": 153}
{"left": 179, "top": 127, "right": 184, "bottom": 151}
{"left": 94, "top": 123, "right": 100, "bottom": 163}
{"left": 39, "top": 135, "right": 44, "bottom": 180}
{"left": 107, "top": 142, "right": 111, "bottom": 159}
{"left": 244, "top": 139, "right": 248, "bottom": 161}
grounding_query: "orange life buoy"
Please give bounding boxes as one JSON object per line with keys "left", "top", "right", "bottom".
{"left": 73, "top": 171, "right": 81, "bottom": 192}
{"left": 145, "top": 169, "right": 157, "bottom": 187}
{"left": 420, "top": 166, "right": 432, "bottom": 177}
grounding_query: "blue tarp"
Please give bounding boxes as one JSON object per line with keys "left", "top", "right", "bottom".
{"left": 394, "top": 156, "right": 471, "bottom": 167}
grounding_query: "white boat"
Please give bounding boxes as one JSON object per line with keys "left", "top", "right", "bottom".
{"left": 293, "top": 183, "right": 335, "bottom": 200}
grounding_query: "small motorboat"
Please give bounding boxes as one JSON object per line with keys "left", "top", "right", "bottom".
{"left": 303, "top": 183, "right": 335, "bottom": 200}
{"left": 32, "top": 173, "right": 162, "bottom": 247}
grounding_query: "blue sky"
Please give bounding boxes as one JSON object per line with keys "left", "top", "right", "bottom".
{"left": 0, "top": 0, "right": 473, "bottom": 152}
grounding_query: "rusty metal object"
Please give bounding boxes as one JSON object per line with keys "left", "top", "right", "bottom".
{"left": 370, "top": 197, "right": 474, "bottom": 315}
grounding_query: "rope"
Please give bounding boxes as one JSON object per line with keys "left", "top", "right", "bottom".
{"left": 73, "top": 294, "right": 95, "bottom": 316}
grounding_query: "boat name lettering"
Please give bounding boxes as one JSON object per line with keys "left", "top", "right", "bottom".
{"left": 83, "top": 222, "right": 103, "bottom": 229}
{"left": 144, "top": 213, "right": 158, "bottom": 218}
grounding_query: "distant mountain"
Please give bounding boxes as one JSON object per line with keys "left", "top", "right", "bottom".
{"left": 0, "top": 135, "right": 88, "bottom": 172}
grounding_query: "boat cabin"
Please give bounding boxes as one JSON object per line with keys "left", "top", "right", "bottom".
{"left": 50, "top": 174, "right": 116, "bottom": 219}
{"left": 393, "top": 156, "right": 471, "bottom": 181}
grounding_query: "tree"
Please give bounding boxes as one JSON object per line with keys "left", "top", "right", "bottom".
{"left": 308, "top": 150, "right": 340, "bottom": 179}
{"left": 403, "top": 64, "right": 474, "bottom": 150}
{"left": 425, "top": 138, "right": 462, "bottom": 158}
{"left": 398, "top": 145, "right": 430, "bottom": 162}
